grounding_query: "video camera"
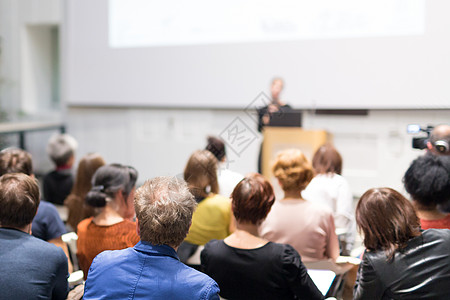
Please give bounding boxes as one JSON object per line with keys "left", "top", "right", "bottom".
{"left": 407, "top": 124, "right": 434, "bottom": 150}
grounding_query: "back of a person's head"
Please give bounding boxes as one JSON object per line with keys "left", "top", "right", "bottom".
{"left": 47, "top": 134, "right": 78, "bottom": 167}
{"left": 429, "top": 124, "right": 450, "bottom": 155}
{"left": 272, "top": 149, "right": 313, "bottom": 191}
{"left": 356, "top": 187, "right": 420, "bottom": 259}
{"left": 85, "top": 163, "right": 138, "bottom": 208}
{"left": 72, "top": 153, "right": 106, "bottom": 197}
{"left": 205, "top": 136, "right": 226, "bottom": 162}
{"left": 403, "top": 154, "right": 450, "bottom": 208}
{"left": 312, "top": 143, "right": 343, "bottom": 175}
{"left": 184, "top": 150, "right": 219, "bottom": 198}
{"left": 134, "top": 176, "right": 196, "bottom": 248}
{"left": 0, "top": 173, "right": 40, "bottom": 228}
{"left": 0, "top": 148, "right": 33, "bottom": 176}
{"left": 231, "top": 173, "right": 274, "bottom": 225}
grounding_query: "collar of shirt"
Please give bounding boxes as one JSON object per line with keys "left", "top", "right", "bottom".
{"left": 134, "top": 241, "right": 179, "bottom": 260}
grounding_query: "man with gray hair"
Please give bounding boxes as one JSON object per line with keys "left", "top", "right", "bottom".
{"left": 427, "top": 124, "right": 450, "bottom": 155}
{"left": 84, "top": 176, "right": 220, "bottom": 299}
{"left": 44, "top": 133, "right": 78, "bottom": 205}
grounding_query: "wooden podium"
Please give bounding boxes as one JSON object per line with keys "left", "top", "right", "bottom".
{"left": 261, "top": 127, "right": 332, "bottom": 178}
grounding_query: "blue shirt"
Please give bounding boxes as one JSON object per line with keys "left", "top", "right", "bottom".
{"left": 84, "top": 241, "right": 220, "bottom": 300}
{"left": 32, "top": 201, "right": 67, "bottom": 241}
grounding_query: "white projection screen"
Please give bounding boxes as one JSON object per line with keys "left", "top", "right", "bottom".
{"left": 63, "top": 0, "right": 450, "bottom": 109}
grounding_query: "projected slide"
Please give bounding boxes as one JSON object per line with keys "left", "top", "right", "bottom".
{"left": 109, "top": 0, "right": 424, "bottom": 48}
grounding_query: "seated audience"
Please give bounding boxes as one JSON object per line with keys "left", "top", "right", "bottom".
{"left": 201, "top": 173, "right": 323, "bottom": 300}
{"left": 259, "top": 149, "right": 340, "bottom": 262}
{"left": 0, "top": 147, "right": 72, "bottom": 272}
{"left": 83, "top": 176, "right": 220, "bottom": 299}
{"left": 178, "top": 150, "right": 233, "bottom": 263}
{"left": 403, "top": 154, "right": 450, "bottom": 229}
{"left": 77, "top": 163, "right": 139, "bottom": 278}
{"left": 0, "top": 173, "right": 68, "bottom": 299}
{"left": 427, "top": 124, "right": 450, "bottom": 156}
{"left": 205, "top": 136, "right": 244, "bottom": 197}
{"left": 44, "top": 133, "right": 78, "bottom": 205}
{"left": 64, "top": 152, "right": 106, "bottom": 231}
{"left": 353, "top": 187, "right": 450, "bottom": 299}
{"left": 302, "top": 143, "right": 355, "bottom": 255}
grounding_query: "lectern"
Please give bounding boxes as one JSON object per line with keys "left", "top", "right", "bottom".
{"left": 261, "top": 127, "right": 331, "bottom": 178}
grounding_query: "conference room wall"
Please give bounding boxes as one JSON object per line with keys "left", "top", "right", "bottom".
{"left": 2, "top": 1, "right": 449, "bottom": 199}
{"left": 65, "top": 107, "right": 449, "bottom": 197}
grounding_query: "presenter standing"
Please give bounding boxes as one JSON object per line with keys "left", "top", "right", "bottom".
{"left": 257, "top": 78, "right": 291, "bottom": 173}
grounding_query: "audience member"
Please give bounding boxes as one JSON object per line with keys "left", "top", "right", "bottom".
{"left": 64, "top": 152, "right": 106, "bottom": 231}
{"left": 403, "top": 154, "right": 450, "bottom": 228}
{"left": 205, "top": 136, "right": 244, "bottom": 197}
{"left": 76, "top": 163, "right": 139, "bottom": 279}
{"left": 259, "top": 149, "right": 340, "bottom": 262}
{"left": 353, "top": 187, "right": 450, "bottom": 299}
{"left": 302, "top": 143, "right": 355, "bottom": 255}
{"left": 202, "top": 173, "right": 323, "bottom": 300}
{"left": 44, "top": 134, "right": 78, "bottom": 205}
{"left": 427, "top": 124, "right": 450, "bottom": 155}
{"left": 83, "top": 176, "right": 220, "bottom": 299}
{"left": 0, "top": 147, "right": 72, "bottom": 272}
{"left": 178, "top": 150, "right": 233, "bottom": 263}
{"left": 0, "top": 173, "right": 68, "bottom": 299}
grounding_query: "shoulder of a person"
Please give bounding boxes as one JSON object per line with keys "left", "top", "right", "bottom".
{"left": 206, "top": 194, "right": 231, "bottom": 205}
{"left": 180, "top": 262, "right": 219, "bottom": 286}
{"left": 269, "top": 243, "right": 303, "bottom": 267}
{"left": 77, "top": 217, "right": 93, "bottom": 231}
{"left": 27, "top": 234, "right": 66, "bottom": 259}
{"left": 43, "top": 169, "right": 57, "bottom": 179}
{"left": 423, "top": 228, "right": 450, "bottom": 241}
{"left": 204, "top": 239, "right": 221, "bottom": 248}
{"left": 306, "top": 200, "right": 333, "bottom": 215}
{"left": 37, "top": 201, "right": 63, "bottom": 222}
{"left": 361, "top": 249, "right": 386, "bottom": 267}
{"left": 91, "top": 248, "right": 131, "bottom": 269}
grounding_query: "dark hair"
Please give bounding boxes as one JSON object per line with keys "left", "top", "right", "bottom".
{"left": 86, "top": 163, "right": 138, "bottom": 208}
{"left": 231, "top": 173, "right": 275, "bottom": 224}
{"left": 403, "top": 154, "right": 450, "bottom": 208}
{"left": 184, "top": 150, "right": 219, "bottom": 199}
{"left": 205, "top": 136, "right": 226, "bottom": 162}
{"left": 0, "top": 173, "right": 40, "bottom": 228}
{"left": 312, "top": 144, "right": 342, "bottom": 175}
{"left": 0, "top": 148, "right": 33, "bottom": 176}
{"left": 356, "top": 188, "right": 421, "bottom": 260}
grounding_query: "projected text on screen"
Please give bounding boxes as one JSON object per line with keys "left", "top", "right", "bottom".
{"left": 109, "top": 0, "right": 425, "bottom": 48}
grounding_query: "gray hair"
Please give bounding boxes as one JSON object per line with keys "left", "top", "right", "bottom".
{"left": 47, "top": 134, "right": 78, "bottom": 166}
{"left": 134, "top": 176, "right": 197, "bottom": 247}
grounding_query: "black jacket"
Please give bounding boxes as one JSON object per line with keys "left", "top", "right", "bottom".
{"left": 354, "top": 229, "right": 450, "bottom": 299}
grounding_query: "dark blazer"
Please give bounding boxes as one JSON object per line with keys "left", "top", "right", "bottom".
{"left": 0, "top": 227, "right": 68, "bottom": 299}
{"left": 354, "top": 229, "right": 450, "bottom": 300}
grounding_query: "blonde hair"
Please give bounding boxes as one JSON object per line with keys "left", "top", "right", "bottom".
{"left": 272, "top": 149, "right": 313, "bottom": 191}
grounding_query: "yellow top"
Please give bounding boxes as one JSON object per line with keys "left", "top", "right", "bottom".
{"left": 185, "top": 194, "right": 232, "bottom": 245}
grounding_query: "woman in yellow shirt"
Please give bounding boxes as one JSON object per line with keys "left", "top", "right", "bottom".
{"left": 178, "top": 150, "right": 234, "bottom": 263}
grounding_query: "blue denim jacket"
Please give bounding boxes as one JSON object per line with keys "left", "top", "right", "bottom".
{"left": 84, "top": 241, "right": 220, "bottom": 300}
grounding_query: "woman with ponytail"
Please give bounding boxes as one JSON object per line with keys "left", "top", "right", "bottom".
{"left": 76, "top": 164, "right": 139, "bottom": 279}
